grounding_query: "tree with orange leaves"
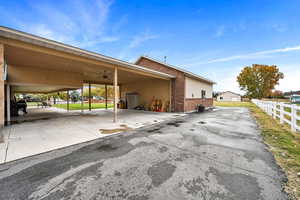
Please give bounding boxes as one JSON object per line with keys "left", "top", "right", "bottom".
{"left": 237, "top": 64, "right": 284, "bottom": 99}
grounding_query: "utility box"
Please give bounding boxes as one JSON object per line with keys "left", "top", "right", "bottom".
{"left": 126, "top": 93, "right": 139, "bottom": 109}
{"left": 197, "top": 104, "right": 205, "bottom": 113}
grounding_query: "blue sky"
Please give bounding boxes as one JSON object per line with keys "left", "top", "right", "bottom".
{"left": 1, "top": 0, "right": 300, "bottom": 93}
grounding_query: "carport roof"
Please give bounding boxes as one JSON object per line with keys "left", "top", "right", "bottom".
{"left": 0, "top": 26, "right": 175, "bottom": 80}
{"left": 135, "top": 55, "right": 215, "bottom": 84}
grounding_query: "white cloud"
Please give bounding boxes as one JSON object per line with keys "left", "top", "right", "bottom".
{"left": 112, "top": 14, "right": 129, "bottom": 33}
{"left": 99, "top": 36, "right": 120, "bottom": 43}
{"left": 272, "top": 24, "right": 288, "bottom": 33}
{"left": 275, "top": 63, "right": 300, "bottom": 92}
{"left": 128, "top": 31, "right": 159, "bottom": 48}
{"left": 10, "top": 0, "right": 119, "bottom": 49}
{"left": 203, "top": 67, "right": 244, "bottom": 94}
{"left": 117, "top": 30, "right": 160, "bottom": 60}
{"left": 71, "top": 0, "right": 113, "bottom": 36}
{"left": 191, "top": 45, "right": 300, "bottom": 65}
{"left": 26, "top": 24, "right": 70, "bottom": 43}
{"left": 215, "top": 25, "right": 225, "bottom": 38}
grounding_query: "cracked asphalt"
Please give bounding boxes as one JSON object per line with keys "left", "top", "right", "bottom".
{"left": 0, "top": 107, "right": 289, "bottom": 200}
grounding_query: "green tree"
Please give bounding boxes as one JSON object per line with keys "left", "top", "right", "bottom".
{"left": 56, "top": 92, "right": 68, "bottom": 101}
{"left": 237, "top": 64, "right": 284, "bottom": 99}
{"left": 83, "top": 86, "right": 115, "bottom": 99}
{"left": 70, "top": 91, "right": 80, "bottom": 103}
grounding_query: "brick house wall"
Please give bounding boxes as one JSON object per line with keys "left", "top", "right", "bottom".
{"left": 184, "top": 76, "right": 213, "bottom": 111}
{"left": 184, "top": 98, "right": 213, "bottom": 112}
{"left": 136, "top": 57, "right": 185, "bottom": 112}
{"left": 136, "top": 57, "right": 213, "bottom": 112}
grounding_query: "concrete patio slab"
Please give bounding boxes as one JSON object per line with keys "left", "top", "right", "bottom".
{"left": 1, "top": 108, "right": 184, "bottom": 163}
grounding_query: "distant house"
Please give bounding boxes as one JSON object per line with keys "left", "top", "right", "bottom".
{"left": 290, "top": 95, "right": 300, "bottom": 103}
{"left": 217, "top": 91, "right": 241, "bottom": 102}
{"left": 284, "top": 91, "right": 300, "bottom": 103}
{"left": 283, "top": 91, "right": 300, "bottom": 98}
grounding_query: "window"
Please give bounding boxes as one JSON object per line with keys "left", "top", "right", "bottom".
{"left": 201, "top": 90, "right": 206, "bottom": 99}
{"left": 220, "top": 97, "right": 223, "bottom": 100}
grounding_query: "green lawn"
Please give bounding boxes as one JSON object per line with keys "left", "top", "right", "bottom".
{"left": 216, "top": 101, "right": 300, "bottom": 199}
{"left": 214, "top": 101, "right": 253, "bottom": 107}
{"left": 26, "top": 102, "right": 39, "bottom": 106}
{"left": 53, "top": 103, "right": 113, "bottom": 110}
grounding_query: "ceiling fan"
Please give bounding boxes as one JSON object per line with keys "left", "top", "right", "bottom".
{"left": 103, "top": 70, "right": 108, "bottom": 79}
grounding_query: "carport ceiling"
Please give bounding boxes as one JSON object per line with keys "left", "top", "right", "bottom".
{"left": 4, "top": 45, "right": 112, "bottom": 74}
{"left": 5, "top": 45, "right": 168, "bottom": 93}
{"left": 12, "top": 85, "right": 77, "bottom": 94}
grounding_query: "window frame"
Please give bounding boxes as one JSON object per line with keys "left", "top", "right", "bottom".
{"left": 201, "top": 90, "right": 206, "bottom": 99}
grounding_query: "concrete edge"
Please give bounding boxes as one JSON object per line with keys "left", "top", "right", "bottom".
{"left": 0, "top": 113, "right": 188, "bottom": 166}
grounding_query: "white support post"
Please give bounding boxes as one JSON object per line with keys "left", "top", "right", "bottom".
{"left": 113, "top": 66, "right": 118, "bottom": 123}
{"left": 280, "top": 103, "right": 284, "bottom": 124}
{"left": 67, "top": 90, "right": 69, "bottom": 112}
{"left": 88, "top": 82, "right": 91, "bottom": 111}
{"left": 105, "top": 84, "right": 108, "bottom": 110}
{"left": 81, "top": 86, "right": 84, "bottom": 113}
{"left": 270, "top": 103, "right": 273, "bottom": 117}
{"left": 269, "top": 103, "right": 272, "bottom": 116}
{"left": 273, "top": 103, "right": 276, "bottom": 119}
{"left": 291, "top": 104, "right": 297, "bottom": 132}
{"left": 169, "top": 79, "right": 172, "bottom": 112}
{"left": 6, "top": 84, "right": 10, "bottom": 125}
{"left": 265, "top": 102, "right": 267, "bottom": 113}
{"left": 0, "top": 44, "right": 4, "bottom": 129}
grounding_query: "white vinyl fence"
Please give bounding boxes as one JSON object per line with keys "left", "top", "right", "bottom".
{"left": 252, "top": 99, "right": 300, "bottom": 132}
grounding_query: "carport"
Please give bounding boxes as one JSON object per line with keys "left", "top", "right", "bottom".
{"left": 0, "top": 26, "right": 175, "bottom": 127}
{"left": 0, "top": 27, "right": 179, "bottom": 163}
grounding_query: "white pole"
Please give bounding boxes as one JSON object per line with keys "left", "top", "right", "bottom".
{"left": 81, "top": 86, "right": 84, "bottom": 113}
{"left": 105, "top": 84, "right": 108, "bottom": 110}
{"left": 291, "top": 104, "right": 296, "bottom": 132}
{"left": 280, "top": 103, "right": 284, "bottom": 124}
{"left": 88, "top": 82, "right": 91, "bottom": 111}
{"left": 113, "top": 67, "right": 118, "bottom": 123}
{"left": 273, "top": 103, "right": 276, "bottom": 119}
{"left": 67, "top": 90, "right": 69, "bottom": 112}
{"left": 6, "top": 84, "right": 10, "bottom": 125}
{"left": 169, "top": 79, "right": 172, "bottom": 112}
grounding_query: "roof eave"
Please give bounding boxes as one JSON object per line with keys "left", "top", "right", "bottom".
{"left": 184, "top": 73, "right": 216, "bottom": 84}
{"left": 136, "top": 55, "right": 215, "bottom": 84}
{"left": 0, "top": 26, "right": 175, "bottom": 80}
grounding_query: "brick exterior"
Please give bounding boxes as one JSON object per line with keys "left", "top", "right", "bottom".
{"left": 136, "top": 57, "right": 213, "bottom": 112}
{"left": 136, "top": 57, "right": 185, "bottom": 112}
{"left": 184, "top": 98, "right": 213, "bottom": 112}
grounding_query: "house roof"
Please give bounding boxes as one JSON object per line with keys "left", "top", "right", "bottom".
{"left": 0, "top": 26, "right": 175, "bottom": 80}
{"left": 135, "top": 55, "right": 215, "bottom": 84}
{"left": 283, "top": 91, "right": 300, "bottom": 96}
{"left": 219, "top": 91, "right": 241, "bottom": 96}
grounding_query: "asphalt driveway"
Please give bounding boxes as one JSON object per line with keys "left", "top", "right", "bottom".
{"left": 0, "top": 107, "right": 288, "bottom": 200}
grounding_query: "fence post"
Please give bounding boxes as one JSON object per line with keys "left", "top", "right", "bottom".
{"left": 280, "top": 103, "right": 284, "bottom": 124}
{"left": 273, "top": 102, "right": 276, "bottom": 119}
{"left": 291, "top": 104, "right": 296, "bottom": 132}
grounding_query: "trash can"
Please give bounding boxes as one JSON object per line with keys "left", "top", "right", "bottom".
{"left": 197, "top": 104, "right": 205, "bottom": 113}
